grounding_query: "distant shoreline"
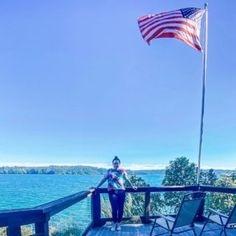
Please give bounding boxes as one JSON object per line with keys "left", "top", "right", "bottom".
{"left": 0, "top": 165, "right": 165, "bottom": 175}
{"left": 0, "top": 165, "right": 235, "bottom": 175}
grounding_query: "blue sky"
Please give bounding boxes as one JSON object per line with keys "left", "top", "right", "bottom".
{"left": 0, "top": 0, "right": 235, "bottom": 169}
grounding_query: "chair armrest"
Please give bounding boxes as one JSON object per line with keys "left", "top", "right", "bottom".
{"left": 154, "top": 212, "right": 175, "bottom": 222}
{"left": 209, "top": 208, "right": 228, "bottom": 218}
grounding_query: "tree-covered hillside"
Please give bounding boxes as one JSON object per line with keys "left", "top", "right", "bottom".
{"left": 0, "top": 164, "right": 234, "bottom": 175}
{"left": 0, "top": 165, "right": 106, "bottom": 175}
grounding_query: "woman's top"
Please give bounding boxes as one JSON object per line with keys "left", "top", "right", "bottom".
{"left": 105, "top": 168, "right": 128, "bottom": 191}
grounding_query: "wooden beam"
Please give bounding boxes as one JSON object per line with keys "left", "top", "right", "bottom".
{"left": 91, "top": 191, "right": 103, "bottom": 227}
{"left": 199, "top": 185, "right": 236, "bottom": 194}
{"left": 35, "top": 213, "right": 50, "bottom": 236}
{"left": 143, "top": 191, "right": 151, "bottom": 224}
{"left": 0, "top": 209, "right": 43, "bottom": 227}
{"left": 96, "top": 185, "right": 199, "bottom": 194}
{"left": 7, "top": 225, "right": 21, "bottom": 236}
{"left": 37, "top": 190, "right": 90, "bottom": 217}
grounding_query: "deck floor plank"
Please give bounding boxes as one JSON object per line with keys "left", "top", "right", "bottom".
{"left": 87, "top": 223, "right": 236, "bottom": 236}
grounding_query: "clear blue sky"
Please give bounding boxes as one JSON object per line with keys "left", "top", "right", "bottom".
{"left": 0, "top": 0, "right": 235, "bottom": 169}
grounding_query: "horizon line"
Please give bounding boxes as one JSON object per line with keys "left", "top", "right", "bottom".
{"left": 0, "top": 162, "right": 235, "bottom": 171}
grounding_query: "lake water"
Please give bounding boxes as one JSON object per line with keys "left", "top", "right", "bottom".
{"left": 0, "top": 174, "right": 164, "bottom": 233}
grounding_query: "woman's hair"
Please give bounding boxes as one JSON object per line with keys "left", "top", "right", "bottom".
{"left": 112, "top": 156, "right": 121, "bottom": 163}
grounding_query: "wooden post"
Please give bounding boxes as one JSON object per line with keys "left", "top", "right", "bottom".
{"left": 7, "top": 225, "right": 21, "bottom": 236}
{"left": 143, "top": 191, "right": 151, "bottom": 223}
{"left": 35, "top": 214, "right": 50, "bottom": 236}
{"left": 192, "top": 189, "right": 205, "bottom": 222}
{"left": 197, "top": 198, "right": 205, "bottom": 222}
{"left": 91, "top": 191, "right": 102, "bottom": 227}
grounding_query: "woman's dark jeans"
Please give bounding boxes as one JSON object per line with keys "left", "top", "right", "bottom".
{"left": 108, "top": 189, "right": 126, "bottom": 223}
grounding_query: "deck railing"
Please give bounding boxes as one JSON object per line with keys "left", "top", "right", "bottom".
{"left": 0, "top": 190, "right": 92, "bottom": 236}
{"left": 0, "top": 185, "right": 236, "bottom": 236}
{"left": 93, "top": 185, "right": 236, "bottom": 226}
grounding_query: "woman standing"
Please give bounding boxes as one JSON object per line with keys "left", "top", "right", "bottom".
{"left": 93, "top": 156, "right": 137, "bottom": 231}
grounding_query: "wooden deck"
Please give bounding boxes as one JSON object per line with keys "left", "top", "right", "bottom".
{"left": 87, "top": 222, "right": 236, "bottom": 236}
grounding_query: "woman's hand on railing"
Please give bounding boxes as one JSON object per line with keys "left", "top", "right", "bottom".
{"left": 132, "top": 186, "right": 138, "bottom": 191}
{"left": 89, "top": 187, "right": 97, "bottom": 193}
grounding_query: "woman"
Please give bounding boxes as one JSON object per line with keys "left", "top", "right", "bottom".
{"left": 94, "top": 156, "right": 137, "bottom": 231}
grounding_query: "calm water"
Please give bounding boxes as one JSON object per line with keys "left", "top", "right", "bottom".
{"left": 0, "top": 174, "right": 164, "bottom": 232}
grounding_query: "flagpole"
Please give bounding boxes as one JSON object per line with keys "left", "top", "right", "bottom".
{"left": 197, "top": 3, "right": 208, "bottom": 185}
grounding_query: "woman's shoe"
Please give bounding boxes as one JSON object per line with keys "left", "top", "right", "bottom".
{"left": 111, "top": 223, "right": 116, "bottom": 231}
{"left": 116, "top": 223, "right": 121, "bottom": 231}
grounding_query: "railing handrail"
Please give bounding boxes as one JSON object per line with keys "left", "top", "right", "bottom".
{"left": 96, "top": 185, "right": 199, "bottom": 193}
{"left": 0, "top": 190, "right": 93, "bottom": 228}
{"left": 1, "top": 185, "right": 236, "bottom": 235}
{"left": 0, "top": 208, "right": 43, "bottom": 227}
{"left": 1, "top": 185, "right": 236, "bottom": 224}
{"left": 96, "top": 185, "right": 236, "bottom": 194}
{"left": 35, "top": 190, "right": 92, "bottom": 216}
{"left": 199, "top": 185, "right": 236, "bottom": 194}
{"left": 91, "top": 185, "right": 236, "bottom": 227}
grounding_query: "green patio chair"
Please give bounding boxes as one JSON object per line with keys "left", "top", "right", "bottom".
{"left": 150, "top": 191, "right": 206, "bottom": 236}
{"left": 200, "top": 205, "right": 236, "bottom": 236}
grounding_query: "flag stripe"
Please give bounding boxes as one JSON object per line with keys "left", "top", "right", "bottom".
{"left": 157, "top": 32, "right": 201, "bottom": 51}
{"left": 146, "top": 25, "right": 200, "bottom": 45}
{"left": 142, "top": 20, "right": 198, "bottom": 38}
{"left": 139, "top": 12, "right": 181, "bottom": 28}
{"left": 138, "top": 10, "right": 180, "bottom": 24}
{"left": 140, "top": 15, "right": 182, "bottom": 32}
{"left": 140, "top": 16, "right": 197, "bottom": 33}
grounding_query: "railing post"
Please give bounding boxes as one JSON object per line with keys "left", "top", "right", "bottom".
{"left": 197, "top": 198, "right": 205, "bottom": 221}
{"left": 7, "top": 225, "right": 21, "bottom": 236}
{"left": 143, "top": 191, "right": 151, "bottom": 223}
{"left": 194, "top": 185, "right": 205, "bottom": 222}
{"left": 91, "top": 190, "right": 102, "bottom": 227}
{"left": 35, "top": 213, "right": 50, "bottom": 236}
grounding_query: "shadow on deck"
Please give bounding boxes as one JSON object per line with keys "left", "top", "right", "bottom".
{"left": 87, "top": 223, "right": 236, "bottom": 236}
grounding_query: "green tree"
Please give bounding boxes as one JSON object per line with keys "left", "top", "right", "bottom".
{"left": 200, "top": 169, "right": 217, "bottom": 186}
{"left": 161, "top": 157, "right": 218, "bottom": 213}
{"left": 207, "top": 173, "right": 236, "bottom": 214}
{"left": 162, "top": 157, "right": 196, "bottom": 186}
{"left": 162, "top": 157, "right": 196, "bottom": 212}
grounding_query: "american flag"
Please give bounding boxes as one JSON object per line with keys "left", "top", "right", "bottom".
{"left": 138, "top": 7, "right": 206, "bottom": 51}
